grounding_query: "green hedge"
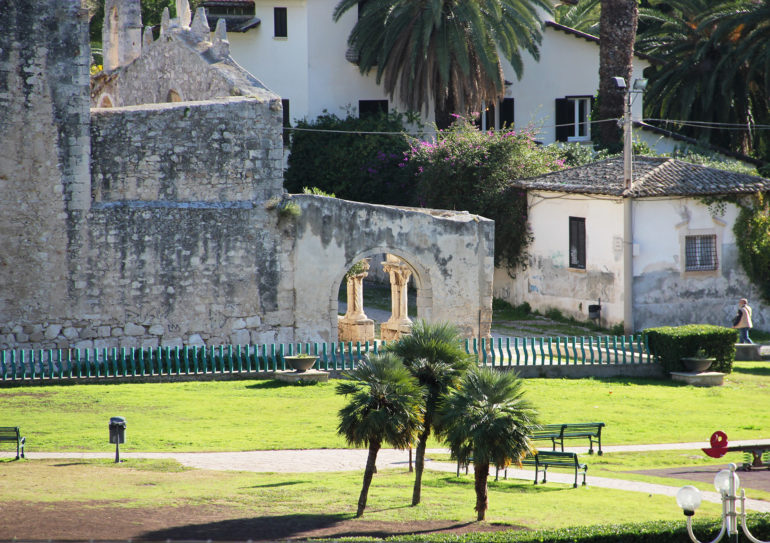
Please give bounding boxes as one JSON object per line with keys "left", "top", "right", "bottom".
{"left": 644, "top": 324, "right": 737, "bottom": 374}
{"left": 335, "top": 515, "right": 770, "bottom": 542}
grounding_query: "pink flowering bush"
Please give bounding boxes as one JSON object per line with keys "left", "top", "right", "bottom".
{"left": 406, "top": 116, "right": 565, "bottom": 270}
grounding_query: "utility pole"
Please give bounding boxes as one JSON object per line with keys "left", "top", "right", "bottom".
{"left": 613, "top": 77, "right": 646, "bottom": 335}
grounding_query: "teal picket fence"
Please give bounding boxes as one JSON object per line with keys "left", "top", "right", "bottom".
{"left": 0, "top": 334, "right": 651, "bottom": 383}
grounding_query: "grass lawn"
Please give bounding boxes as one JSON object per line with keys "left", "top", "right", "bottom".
{"left": 0, "top": 458, "right": 725, "bottom": 530}
{"left": 2, "top": 361, "right": 767, "bottom": 452}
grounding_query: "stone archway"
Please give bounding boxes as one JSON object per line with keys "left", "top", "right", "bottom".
{"left": 330, "top": 248, "right": 433, "bottom": 343}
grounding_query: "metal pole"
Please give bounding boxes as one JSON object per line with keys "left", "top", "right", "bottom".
{"left": 115, "top": 441, "right": 120, "bottom": 463}
{"left": 623, "top": 87, "right": 634, "bottom": 335}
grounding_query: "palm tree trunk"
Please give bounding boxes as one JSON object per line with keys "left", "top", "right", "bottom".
{"left": 474, "top": 461, "right": 489, "bottom": 521}
{"left": 357, "top": 440, "right": 381, "bottom": 517}
{"left": 411, "top": 426, "right": 431, "bottom": 506}
{"left": 598, "top": 0, "right": 638, "bottom": 147}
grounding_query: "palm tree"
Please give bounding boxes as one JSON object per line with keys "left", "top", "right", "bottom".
{"left": 553, "top": 0, "right": 600, "bottom": 34}
{"left": 636, "top": 0, "right": 759, "bottom": 154}
{"left": 439, "top": 367, "right": 538, "bottom": 521}
{"left": 336, "top": 353, "right": 424, "bottom": 517}
{"left": 332, "top": 0, "right": 551, "bottom": 128}
{"left": 387, "top": 320, "right": 473, "bottom": 506}
{"left": 597, "top": 0, "right": 639, "bottom": 147}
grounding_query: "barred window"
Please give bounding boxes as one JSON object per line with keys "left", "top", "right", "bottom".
{"left": 685, "top": 235, "right": 718, "bottom": 271}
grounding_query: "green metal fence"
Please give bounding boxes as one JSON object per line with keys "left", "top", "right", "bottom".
{"left": 0, "top": 334, "right": 651, "bottom": 383}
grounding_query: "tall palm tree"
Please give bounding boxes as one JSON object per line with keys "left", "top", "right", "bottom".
{"left": 439, "top": 367, "right": 538, "bottom": 521}
{"left": 387, "top": 320, "right": 473, "bottom": 506}
{"left": 336, "top": 353, "right": 424, "bottom": 517}
{"left": 637, "top": 0, "right": 758, "bottom": 154}
{"left": 333, "top": 0, "right": 551, "bottom": 128}
{"left": 597, "top": 0, "right": 639, "bottom": 147}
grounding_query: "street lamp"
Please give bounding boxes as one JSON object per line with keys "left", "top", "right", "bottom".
{"left": 676, "top": 463, "right": 769, "bottom": 543}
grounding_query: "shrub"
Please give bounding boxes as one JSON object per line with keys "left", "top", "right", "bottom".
{"left": 408, "top": 116, "right": 565, "bottom": 270}
{"left": 734, "top": 193, "right": 770, "bottom": 304}
{"left": 377, "top": 515, "right": 770, "bottom": 542}
{"left": 285, "top": 111, "right": 415, "bottom": 205}
{"left": 644, "top": 324, "right": 737, "bottom": 374}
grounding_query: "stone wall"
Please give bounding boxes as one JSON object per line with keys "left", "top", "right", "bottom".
{"left": 0, "top": 0, "right": 91, "bottom": 331}
{"left": 0, "top": 0, "right": 494, "bottom": 353}
{"left": 91, "top": 98, "right": 283, "bottom": 203}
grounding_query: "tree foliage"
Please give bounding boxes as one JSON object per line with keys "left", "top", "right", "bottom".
{"left": 438, "top": 367, "right": 538, "bottom": 521}
{"left": 734, "top": 193, "right": 770, "bottom": 304}
{"left": 284, "top": 111, "right": 415, "bottom": 205}
{"left": 333, "top": 0, "right": 550, "bottom": 127}
{"left": 406, "top": 116, "right": 565, "bottom": 270}
{"left": 386, "top": 320, "right": 473, "bottom": 506}
{"left": 336, "top": 353, "right": 424, "bottom": 517}
{"left": 637, "top": 0, "right": 768, "bottom": 157}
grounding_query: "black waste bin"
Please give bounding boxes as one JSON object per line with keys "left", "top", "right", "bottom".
{"left": 109, "top": 416, "right": 126, "bottom": 444}
{"left": 588, "top": 304, "right": 601, "bottom": 319}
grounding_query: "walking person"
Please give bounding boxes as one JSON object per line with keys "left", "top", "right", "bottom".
{"left": 732, "top": 298, "right": 753, "bottom": 344}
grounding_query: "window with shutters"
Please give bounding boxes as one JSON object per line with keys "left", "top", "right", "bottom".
{"left": 684, "top": 235, "right": 718, "bottom": 271}
{"left": 475, "top": 98, "right": 514, "bottom": 131}
{"left": 274, "top": 7, "right": 287, "bottom": 38}
{"left": 569, "top": 217, "right": 586, "bottom": 269}
{"left": 555, "top": 96, "right": 591, "bottom": 142}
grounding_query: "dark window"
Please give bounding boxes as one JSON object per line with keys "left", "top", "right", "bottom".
{"left": 555, "top": 96, "right": 592, "bottom": 142}
{"left": 281, "top": 98, "right": 290, "bottom": 145}
{"left": 359, "top": 99, "right": 388, "bottom": 118}
{"left": 685, "top": 235, "right": 718, "bottom": 271}
{"left": 475, "top": 98, "right": 514, "bottom": 130}
{"left": 569, "top": 217, "right": 586, "bottom": 269}
{"left": 500, "top": 98, "right": 514, "bottom": 128}
{"left": 274, "top": 7, "right": 287, "bottom": 37}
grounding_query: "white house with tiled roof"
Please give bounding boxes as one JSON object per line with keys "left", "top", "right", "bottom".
{"left": 202, "top": 0, "right": 650, "bottom": 143}
{"left": 494, "top": 156, "right": 770, "bottom": 332}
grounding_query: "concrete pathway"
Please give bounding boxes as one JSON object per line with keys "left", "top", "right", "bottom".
{"left": 5, "top": 440, "right": 770, "bottom": 512}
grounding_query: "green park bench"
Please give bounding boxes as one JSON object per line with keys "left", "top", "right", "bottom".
{"left": 0, "top": 426, "right": 25, "bottom": 459}
{"left": 532, "top": 422, "right": 605, "bottom": 455}
{"left": 522, "top": 450, "right": 587, "bottom": 488}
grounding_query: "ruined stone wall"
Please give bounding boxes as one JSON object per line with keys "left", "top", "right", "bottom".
{"left": 91, "top": 98, "right": 283, "bottom": 203}
{"left": 92, "top": 18, "right": 275, "bottom": 108}
{"left": 293, "top": 196, "right": 495, "bottom": 341}
{"left": 0, "top": 0, "right": 91, "bottom": 341}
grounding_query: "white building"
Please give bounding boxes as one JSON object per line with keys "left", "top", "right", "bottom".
{"left": 202, "top": 0, "right": 650, "bottom": 143}
{"left": 493, "top": 156, "right": 770, "bottom": 332}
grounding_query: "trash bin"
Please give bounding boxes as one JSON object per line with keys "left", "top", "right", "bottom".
{"left": 109, "top": 416, "right": 126, "bottom": 445}
{"left": 588, "top": 304, "right": 601, "bottom": 320}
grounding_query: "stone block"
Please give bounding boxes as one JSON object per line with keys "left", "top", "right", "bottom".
{"left": 125, "top": 323, "right": 145, "bottom": 336}
{"left": 670, "top": 371, "right": 725, "bottom": 387}
{"left": 81, "top": 326, "right": 97, "bottom": 339}
{"left": 45, "top": 324, "right": 62, "bottom": 340}
{"left": 62, "top": 327, "right": 79, "bottom": 339}
{"left": 187, "top": 334, "right": 205, "bottom": 346}
{"left": 245, "top": 315, "right": 261, "bottom": 327}
{"left": 148, "top": 324, "right": 165, "bottom": 336}
{"left": 97, "top": 326, "right": 112, "bottom": 337}
{"left": 230, "top": 329, "right": 251, "bottom": 345}
{"left": 161, "top": 337, "right": 183, "bottom": 348}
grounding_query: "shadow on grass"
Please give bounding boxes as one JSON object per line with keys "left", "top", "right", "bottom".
{"left": 733, "top": 365, "right": 770, "bottom": 376}
{"left": 250, "top": 480, "right": 306, "bottom": 489}
{"left": 141, "top": 513, "right": 500, "bottom": 541}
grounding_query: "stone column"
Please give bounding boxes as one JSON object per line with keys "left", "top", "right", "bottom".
{"left": 380, "top": 254, "right": 413, "bottom": 341}
{"left": 338, "top": 260, "right": 375, "bottom": 343}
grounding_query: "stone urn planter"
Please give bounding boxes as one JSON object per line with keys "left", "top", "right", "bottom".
{"left": 284, "top": 355, "right": 317, "bottom": 373}
{"left": 680, "top": 356, "right": 714, "bottom": 373}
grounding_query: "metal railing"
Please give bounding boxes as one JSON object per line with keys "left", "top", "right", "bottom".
{"left": 0, "top": 334, "right": 652, "bottom": 383}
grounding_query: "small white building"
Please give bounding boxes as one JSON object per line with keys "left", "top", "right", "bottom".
{"left": 202, "top": 0, "right": 649, "bottom": 143}
{"left": 494, "top": 156, "right": 770, "bottom": 332}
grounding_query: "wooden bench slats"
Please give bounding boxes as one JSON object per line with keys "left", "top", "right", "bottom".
{"left": 0, "top": 426, "right": 25, "bottom": 459}
{"left": 532, "top": 422, "right": 605, "bottom": 455}
{"left": 521, "top": 450, "right": 587, "bottom": 488}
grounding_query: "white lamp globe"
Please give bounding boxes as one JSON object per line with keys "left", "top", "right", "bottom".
{"left": 714, "top": 467, "right": 740, "bottom": 496}
{"left": 676, "top": 485, "right": 702, "bottom": 514}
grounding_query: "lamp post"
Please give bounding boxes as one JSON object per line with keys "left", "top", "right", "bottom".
{"left": 676, "top": 463, "right": 769, "bottom": 543}
{"left": 612, "top": 76, "right": 646, "bottom": 335}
